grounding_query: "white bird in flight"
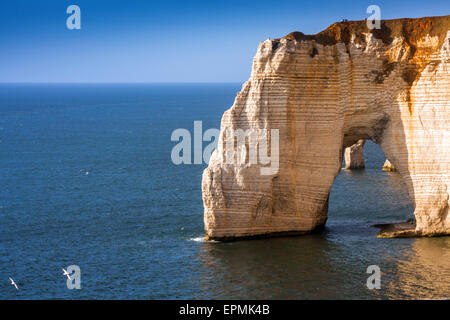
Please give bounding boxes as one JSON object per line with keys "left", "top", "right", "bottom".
{"left": 62, "top": 268, "right": 71, "bottom": 280}
{"left": 9, "top": 277, "right": 18, "bottom": 290}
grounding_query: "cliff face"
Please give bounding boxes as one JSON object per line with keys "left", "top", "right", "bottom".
{"left": 202, "top": 16, "right": 450, "bottom": 240}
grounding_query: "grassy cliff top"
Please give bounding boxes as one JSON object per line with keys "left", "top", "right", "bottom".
{"left": 283, "top": 15, "right": 450, "bottom": 47}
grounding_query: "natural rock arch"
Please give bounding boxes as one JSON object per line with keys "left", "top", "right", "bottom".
{"left": 202, "top": 16, "right": 450, "bottom": 240}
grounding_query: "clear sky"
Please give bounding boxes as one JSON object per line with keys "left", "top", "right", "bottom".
{"left": 0, "top": 0, "right": 449, "bottom": 82}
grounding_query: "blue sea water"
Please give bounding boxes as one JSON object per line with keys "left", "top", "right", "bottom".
{"left": 0, "top": 83, "right": 448, "bottom": 299}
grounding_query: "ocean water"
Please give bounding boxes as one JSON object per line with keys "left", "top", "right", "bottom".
{"left": 0, "top": 83, "right": 448, "bottom": 299}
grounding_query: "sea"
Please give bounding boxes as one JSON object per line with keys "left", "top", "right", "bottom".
{"left": 0, "top": 83, "right": 448, "bottom": 299}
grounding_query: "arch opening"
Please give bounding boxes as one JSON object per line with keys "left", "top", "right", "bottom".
{"left": 329, "top": 140, "right": 415, "bottom": 236}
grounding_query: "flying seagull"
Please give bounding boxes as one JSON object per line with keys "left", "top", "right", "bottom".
{"left": 9, "top": 277, "right": 18, "bottom": 290}
{"left": 62, "top": 268, "right": 71, "bottom": 281}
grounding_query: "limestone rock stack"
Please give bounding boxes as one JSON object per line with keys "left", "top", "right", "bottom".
{"left": 344, "top": 140, "right": 365, "bottom": 169}
{"left": 382, "top": 159, "right": 397, "bottom": 172}
{"left": 202, "top": 16, "right": 450, "bottom": 240}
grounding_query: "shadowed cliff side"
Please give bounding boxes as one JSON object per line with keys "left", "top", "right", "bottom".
{"left": 202, "top": 15, "right": 450, "bottom": 241}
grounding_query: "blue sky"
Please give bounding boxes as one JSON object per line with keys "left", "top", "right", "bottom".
{"left": 0, "top": 0, "right": 449, "bottom": 82}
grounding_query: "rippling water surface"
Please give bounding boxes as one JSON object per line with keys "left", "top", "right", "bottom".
{"left": 0, "top": 83, "right": 448, "bottom": 299}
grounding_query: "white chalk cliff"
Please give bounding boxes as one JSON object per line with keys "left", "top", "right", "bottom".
{"left": 202, "top": 16, "right": 450, "bottom": 240}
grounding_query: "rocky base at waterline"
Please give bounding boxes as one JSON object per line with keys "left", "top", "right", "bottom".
{"left": 202, "top": 15, "right": 450, "bottom": 241}
{"left": 373, "top": 219, "right": 450, "bottom": 238}
{"left": 205, "top": 224, "right": 326, "bottom": 242}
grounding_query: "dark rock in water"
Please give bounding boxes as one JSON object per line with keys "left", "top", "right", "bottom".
{"left": 373, "top": 218, "right": 417, "bottom": 237}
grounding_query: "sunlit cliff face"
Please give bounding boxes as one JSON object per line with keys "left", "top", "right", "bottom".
{"left": 202, "top": 16, "right": 450, "bottom": 240}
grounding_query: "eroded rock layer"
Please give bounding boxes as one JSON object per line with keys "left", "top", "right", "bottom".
{"left": 202, "top": 16, "right": 450, "bottom": 240}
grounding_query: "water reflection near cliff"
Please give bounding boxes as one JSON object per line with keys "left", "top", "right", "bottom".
{"left": 382, "top": 237, "right": 450, "bottom": 299}
{"left": 194, "top": 235, "right": 340, "bottom": 299}
{"left": 193, "top": 233, "right": 449, "bottom": 299}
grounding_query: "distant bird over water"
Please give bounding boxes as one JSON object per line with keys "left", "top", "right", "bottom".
{"left": 62, "top": 268, "right": 71, "bottom": 281}
{"left": 9, "top": 277, "right": 18, "bottom": 290}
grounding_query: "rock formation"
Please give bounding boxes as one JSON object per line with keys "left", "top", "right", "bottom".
{"left": 202, "top": 16, "right": 450, "bottom": 240}
{"left": 382, "top": 159, "right": 397, "bottom": 171}
{"left": 344, "top": 140, "right": 397, "bottom": 171}
{"left": 344, "top": 139, "right": 365, "bottom": 169}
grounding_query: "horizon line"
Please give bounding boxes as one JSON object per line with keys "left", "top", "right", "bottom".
{"left": 0, "top": 81, "right": 245, "bottom": 85}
